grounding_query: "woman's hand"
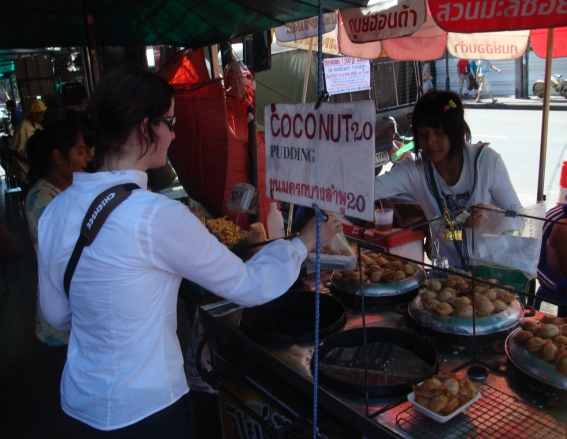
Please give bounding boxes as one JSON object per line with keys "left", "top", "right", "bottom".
{"left": 463, "top": 203, "right": 489, "bottom": 228}
{"left": 297, "top": 213, "right": 343, "bottom": 253}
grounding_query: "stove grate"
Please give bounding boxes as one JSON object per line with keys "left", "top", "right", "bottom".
{"left": 395, "top": 383, "right": 565, "bottom": 439}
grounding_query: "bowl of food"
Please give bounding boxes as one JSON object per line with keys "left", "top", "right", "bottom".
{"left": 407, "top": 373, "right": 481, "bottom": 423}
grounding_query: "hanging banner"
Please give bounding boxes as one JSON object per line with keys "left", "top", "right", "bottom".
{"left": 337, "top": 20, "right": 383, "bottom": 59}
{"left": 447, "top": 30, "right": 529, "bottom": 60}
{"left": 265, "top": 101, "right": 376, "bottom": 221}
{"left": 340, "top": 0, "right": 427, "bottom": 43}
{"left": 428, "top": 0, "right": 567, "bottom": 33}
{"left": 276, "top": 31, "right": 340, "bottom": 55}
{"left": 323, "top": 57, "right": 371, "bottom": 95}
{"left": 275, "top": 12, "right": 337, "bottom": 42}
{"left": 382, "top": 12, "right": 447, "bottom": 61}
{"left": 531, "top": 27, "right": 567, "bottom": 58}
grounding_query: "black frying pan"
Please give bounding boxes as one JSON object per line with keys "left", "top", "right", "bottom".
{"left": 240, "top": 291, "right": 347, "bottom": 343}
{"left": 313, "top": 327, "right": 438, "bottom": 397}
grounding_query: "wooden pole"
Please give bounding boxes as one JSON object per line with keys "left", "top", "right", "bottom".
{"left": 537, "top": 28, "right": 554, "bottom": 203}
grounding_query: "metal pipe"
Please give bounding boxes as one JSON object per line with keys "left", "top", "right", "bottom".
{"left": 537, "top": 28, "right": 555, "bottom": 203}
{"left": 286, "top": 37, "right": 315, "bottom": 237}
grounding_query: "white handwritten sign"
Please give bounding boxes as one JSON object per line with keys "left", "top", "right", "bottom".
{"left": 324, "top": 57, "right": 371, "bottom": 96}
{"left": 265, "top": 101, "right": 375, "bottom": 221}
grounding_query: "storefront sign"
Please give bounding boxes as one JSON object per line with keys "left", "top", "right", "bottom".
{"left": 265, "top": 101, "right": 375, "bottom": 221}
{"left": 340, "top": 0, "right": 427, "bottom": 43}
{"left": 447, "top": 30, "right": 529, "bottom": 60}
{"left": 275, "top": 12, "right": 337, "bottom": 42}
{"left": 428, "top": 0, "right": 567, "bottom": 33}
{"left": 324, "top": 57, "right": 371, "bottom": 95}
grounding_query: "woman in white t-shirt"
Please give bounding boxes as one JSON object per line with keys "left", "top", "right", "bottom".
{"left": 374, "top": 89, "right": 520, "bottom": 268}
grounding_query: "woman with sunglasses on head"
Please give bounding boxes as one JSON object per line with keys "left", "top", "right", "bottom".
{"left": 374, "top": 89, "right": 520, "bottom": 269}
{"left": 36, "top": 64, "right": 343, "bottom": 439}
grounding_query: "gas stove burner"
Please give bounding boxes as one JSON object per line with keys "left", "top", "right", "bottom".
{"left": 240, "top": 290, "right": 347, "bottom": 343}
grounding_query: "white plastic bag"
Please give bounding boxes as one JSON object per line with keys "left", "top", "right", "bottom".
{"left": 306, "top": 231, "right": 357, "bottom": 274}
{"left": 185, "top": 308, "right": 217, "bottom": 394}
{"left": 469, "top": 203, "right": 546, "bottom": 278}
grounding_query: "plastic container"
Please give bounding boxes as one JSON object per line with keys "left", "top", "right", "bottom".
{"left": 267, "top": 202, "right": 285, "bottom": 240}
{"left": 407, "top": 390, "right": 481, "bottom": 423}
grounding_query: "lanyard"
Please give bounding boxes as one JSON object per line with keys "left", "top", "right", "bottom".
{"left": 427, "top": 161, "right": 467, "bottom": 268}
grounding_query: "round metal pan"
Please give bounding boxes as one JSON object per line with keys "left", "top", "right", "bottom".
{"left": 312, "top": 327, "right": 438, "bottom": 397}
{"left": 330, "top": 266, "right": 426, "bottom": 297}
{"left": 240, "top": 291, "right": 347, "bottom": 343}
{"left": 408, "top": 296, "right": 524, "bottom": 336}
{"left": 505, "top": 328, "right": 567, "bottom": 391}
{"left": 330, "top": 284, "right": 419, "bottom": 308}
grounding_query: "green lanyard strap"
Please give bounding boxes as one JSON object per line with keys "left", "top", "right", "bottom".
{"left": 426, "top": 161, "right": 467, "bottom": 269}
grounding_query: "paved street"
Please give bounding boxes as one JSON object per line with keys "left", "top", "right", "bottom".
{"left": 463, "top": 108, "right": 567, "bottom": 207}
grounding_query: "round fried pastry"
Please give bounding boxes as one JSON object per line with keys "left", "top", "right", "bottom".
{"left": 520, "top": 319, "right": 539, "bottom": 333}
{"left": 492, "top": 299, "right": 508, "bottom": 313}
{"left": 454, "top": 305, "right": 473, "bottom": 318}
{"left": 541, "top": 314, "right": 561, "bottom": 325}
{"left": 539, "top": 324, "right": 561, "bottom": 339}
{"left": 526, "top": 337, "right": 551, "bottom": 352}
{"left": 541, "top": 342, "right": 559, "bottom": 362}
{"left": 423, "top": 279, "right": 442, "bottom": 292}
{"left": 437, "top": 288, "right": 456, "bottom": 303}
{"left": 429, "top": 394, "right": 449, "bottom": 413}
{"left": 449, "top": 296, "right": 471, "bottom": 308}
{"left": 515, "top": 330, "right": 534, "bottom": 342}
{"left": 435, "top": 302, "right": 453, "bottom": 316}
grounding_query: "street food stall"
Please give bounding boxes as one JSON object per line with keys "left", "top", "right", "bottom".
{"left": 197, "top": 237, "right": 567, "bottom": 438}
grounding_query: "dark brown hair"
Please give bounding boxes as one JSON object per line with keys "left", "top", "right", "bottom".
{"left": 83, "top": 64, "right": 176, "bottom": 170}
{"left": 26, "top": 121, "right": 82, "bottom": 186}
{"left": 412, "top": 89, "right": 471, "bottom": 163}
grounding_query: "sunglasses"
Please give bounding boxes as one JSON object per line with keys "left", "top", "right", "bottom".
{"left": 154, "top": 115, "right": 177, "bottom": 131}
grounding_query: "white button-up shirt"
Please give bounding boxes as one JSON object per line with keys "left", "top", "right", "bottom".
{"left": 38, "top": 170, "right": 307, "bottom": 430}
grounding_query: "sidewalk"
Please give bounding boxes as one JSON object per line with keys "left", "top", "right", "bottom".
{"left": 461, "top": 94, "right": 567, "bottom": 111}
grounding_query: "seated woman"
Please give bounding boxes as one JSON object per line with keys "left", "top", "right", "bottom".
{"left": 25, "top": 121, "right": 91, "bottom": 348}
{"left": 374, "top": 89, "right": 521, "bottom": 269}
{"left": 536, "top": 204, "right": 567, "bottom": 317}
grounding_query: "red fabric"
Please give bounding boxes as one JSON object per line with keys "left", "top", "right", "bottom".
{"left": 531, "top": 28, "right": 567, "bottom": 59}
{"left": 457, "top": 59, "right": 468, "bottom": 74}
{"left": 428, "top": 0, "right": 567, "bottom": 33}
{"left": 159, "top": 49, "right": 273, "bottom": 230}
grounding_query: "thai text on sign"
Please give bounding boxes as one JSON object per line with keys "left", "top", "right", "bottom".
{"left": 265, "top": 101, "right": 376, "bottom": 221}
{"left": 324, "top": 57, "right": 371, "bottom": 96}
{"left": 428, "top": 0, "right": 567, "bottom": 33}
{"left": 341, "top": 0, "right": 427, "bottom": 42}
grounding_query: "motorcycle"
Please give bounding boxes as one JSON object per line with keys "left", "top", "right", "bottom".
{"left": 532, "top": 74, "right": 567, "bottom": 99}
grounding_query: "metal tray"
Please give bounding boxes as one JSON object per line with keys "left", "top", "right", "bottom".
{"left": 330, "top": 266, "right": 426, "bottom": 297}
{"left": 408, "top": 296, "right": 524, "bottom": 336}
{"left": 505, "top": 327, "right": 567, "bottom": 391}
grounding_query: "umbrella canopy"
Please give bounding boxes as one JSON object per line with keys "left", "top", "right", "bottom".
{"left": 0, "top": 0, "right": 369, "bottom": 49}
{"left": 531, "top": 27, "right": 567, "bottom": 58}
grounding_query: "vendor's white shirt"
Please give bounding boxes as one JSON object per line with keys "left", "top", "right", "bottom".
{"left": 37, "top": 170, "right": 307, "bottom": 430}
{"left": 374, "top": 142, "right": 521, "bottom": 267}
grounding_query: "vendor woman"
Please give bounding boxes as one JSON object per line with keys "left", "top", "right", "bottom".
{"left": 37, "top": 64, "right": 343, "bottom": 438}
{"left": 374, "top": 90, "right": 521, "bottom": 268}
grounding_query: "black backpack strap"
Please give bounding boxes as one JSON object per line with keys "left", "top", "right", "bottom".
{"left": 63, "top": 183, "right": 140, "bottom": 297}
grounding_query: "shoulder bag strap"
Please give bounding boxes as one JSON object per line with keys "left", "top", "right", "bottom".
{"left": 63, "top": 183, "right": 140, "bottom": 298}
